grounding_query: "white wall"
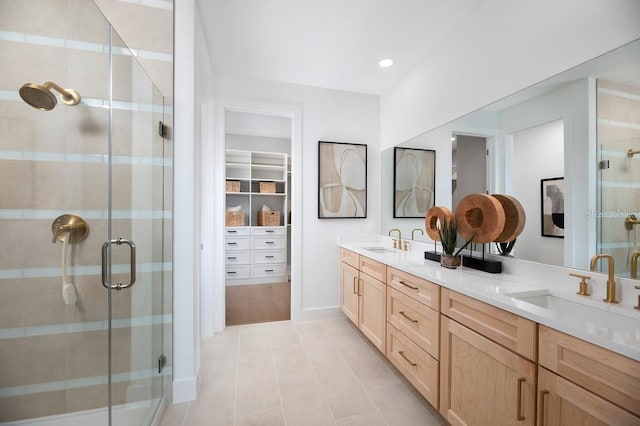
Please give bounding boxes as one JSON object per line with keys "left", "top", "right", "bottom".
{"left": 511, "top": 120, "right": 564, "bottom": 264}
{"left": 380, "top": 0, "right": 640, "bottom": 151}
{"left": 211, "top": 75, "right": 380, "bottom": 321}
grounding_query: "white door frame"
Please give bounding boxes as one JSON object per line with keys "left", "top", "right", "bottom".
{"left": 201, "top": 98, "right": 302, "bottom": 335}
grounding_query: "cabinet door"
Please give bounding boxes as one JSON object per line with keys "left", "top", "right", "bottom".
{"left": 440, "top": 316, "right": 536, "bottom": 426}
{"left": 340, "top": 262, "right": 359, "bottom": 326}
{"left": 537, "top": 367, "right": 639, "bottom": 426}
{"left": 359, "top": 273, "right": 386, "bottom": 352}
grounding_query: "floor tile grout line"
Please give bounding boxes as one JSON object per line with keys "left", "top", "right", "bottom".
{"left": 232, "top": 326, "right": 242, "bottom": 426}
{"left": 323, "top": 319, "right": 391, "bottom": 426}
{"left": 299, "top": 320, "right": 342, "bottom": 425}
{"left": 267, "top": 322, "right": 288, "bottom": 426}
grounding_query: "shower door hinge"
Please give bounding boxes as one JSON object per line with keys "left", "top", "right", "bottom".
{"left": 158, "top": 354, "right": 167, "bottom": 374}
{"left": 599, "top": 160, "right": 610, "bottom": 170}
{"left": 158, "top": 121, "right": 167, "bottom": 138}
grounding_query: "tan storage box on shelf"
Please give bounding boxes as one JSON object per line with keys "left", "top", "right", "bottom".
{"left": 226, "top": 180, "right": 240, "bottom": 192}
{"left": 259, "top": 181, "right": 276, "bottom": 193}
{"left": 257, "top": 211, "right": 280, "bottom": 226}
{"left": 225, "top": 211, "right": 245, "bottom": 226}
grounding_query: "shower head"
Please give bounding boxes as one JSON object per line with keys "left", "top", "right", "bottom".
{"left": 19, "top": 81, "right": 81, "bottom": 111}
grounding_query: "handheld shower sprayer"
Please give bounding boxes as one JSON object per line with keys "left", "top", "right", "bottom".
{"left": 19, "top": 81, "right": 81, "bottom": 111}
{"left": 52, "top": 215, "right": 89, "bottom": 305}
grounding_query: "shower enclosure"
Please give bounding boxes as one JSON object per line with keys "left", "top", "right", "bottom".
{"left": 597, "top": 79, "right": 640, "bottom": 277}
{"left": 0, "top": 1, "right": 172, "bottom": 424}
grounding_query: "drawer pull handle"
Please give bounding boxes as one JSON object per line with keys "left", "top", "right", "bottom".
{"left": 265, "top": 230, "right": 274, "bottom": 233}
{"left": 227, "top": 242, "right": 237, "bottom": 245}
{"left": 227, "top": 271, "right": 236, "bottom": 274}
{"left": 265, "top": 269, "right": 274, "bottom": 272}
{"left": 516, "top": 377, "right": 525, "bottom": 421}
{"left": 399, "top": 311, "right": 418, "bottom": 323}
{"left": 227, "top": 256, "right": 236, "bottom": 260}
{"left": 398, "top": 280, "right": 418, "bottom": 290}
{"left": 539, "top": 390, "right": 549, "bottom": 426}
{"left": 265, "top": 255, "right": 274, "bottom": 258}
{"left": 227, "top": 230, "right": 237, "bottom": 233}
{"left": 398, "top": 351, "right": 417, "bottom": 367}
{"left": 353, "top": 277, "right": 358, "bottom": 295}
{"left": 265, "top": 241, "right": 275, "bottom": 244}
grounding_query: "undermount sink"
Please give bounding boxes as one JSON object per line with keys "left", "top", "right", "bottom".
{"left": 362, "top": 247, "right": 395, "bottom": 254}
{"left": 511, "top": 294, "right": 558, "bottom": 309}
{"left": 508, "top": 292, "right": 598, "bottom": 315}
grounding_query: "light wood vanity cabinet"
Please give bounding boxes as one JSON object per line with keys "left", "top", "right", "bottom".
{"left": 339, "top": 249, "right": 387, "bottom": 352}
{"left": 385, "top": 267, "right": 440, "bottom": 407}
{"left": 537, "top": 326, "right": 640, "bottom": 424}
{"left": 440, "top": 289, "right": 537, "bottom": 425}
{"left": 339, "top": 247, "right": 639, "bottom": 425}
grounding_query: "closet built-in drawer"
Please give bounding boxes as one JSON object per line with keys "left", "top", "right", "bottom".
{"left": 225, "top": 251, "right": 250, "bottom": 265}
{"left": 441, "top": 288, "right": 537, "bottom": 361}
{"left": 360, "top": 256, "right": 386, "bottom": 282}
{"left": 539, "top": 325, "right": 640, "bottom": 416}
{"left": 225, "top": 265, "right": 250, "bottom": 280}
{"left": 252, "top": 264, "right": 286, "bottom": 278}
{"left": 225, "top": 237, "right": 250, "bottom": 251}
{"left": 341, "top": 248, "right": 359, "bottom": 269}
{"left": 225, "top": 227, "right": 250, "bottom": 236}
{"left": 251, "top": 250, "right": 286, "bottom": 264}
{"left": 387, "top": 267, "right": 439, "bottom": 311}
{"left": 387, "top": 324, "right": 439, "bottom": 408}
{"left": 387, "top": 287, "right": 439, "bottom": 359}
{"left": 252, "top": 226, "right": 285, "bottom": 236}
{"left": 251, "top": 236, "right": 285, "bottom": 250}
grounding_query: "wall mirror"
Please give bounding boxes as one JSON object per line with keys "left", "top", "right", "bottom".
{"left": 381, "top": 38, "right": 640, "bottom": 278}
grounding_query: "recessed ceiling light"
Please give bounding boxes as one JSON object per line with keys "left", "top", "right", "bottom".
{"left": 378, "top": 58, "right": 393, "bottom": 68}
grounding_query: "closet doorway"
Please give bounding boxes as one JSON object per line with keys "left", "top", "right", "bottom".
{"left": 224, "top": 111, "right": 292, "bottom": 325}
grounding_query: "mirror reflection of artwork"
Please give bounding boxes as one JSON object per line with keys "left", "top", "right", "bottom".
{"left": 541, "top": 177, "right": 564, "bottom": 238}
{"left": 394, "top": 147, "right": 436, "bottom": 218}
{"left": 318, "top": 141, "right": 367, "bottom": 218}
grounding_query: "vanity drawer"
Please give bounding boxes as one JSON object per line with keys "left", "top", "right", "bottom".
{"left": 251, "top": 264, "right": 286, "bottom": 278}
{"left": 251, "top": 236, "right": 285, "bottom": 250}
{"left": 225, "top": 265, "right": 250, "bottom": 280}
{"left": 225, "top": 227, "right": 250, "bottom": 236}
{"left": 539, "top": 325, "right": 640, "bottom": 416}
{"left": 341, "top": 248, "right": 360, "bottom": 268}
{"left": 360, "top": 256, "right": 386, "bottom": 282}
{"left": 387, "top": 267, "right": 439, "bottom": 311}
{"left": 387, "top": 287, "right": 439, "bottom": 359}
{"left": 251, "top": 226, "right": 286, "bottom": 236}
{"left": 441, "top": 289, "right": 537, "bottom": 361}
{"left": 251, "top": 250, "right": 286, "bottom": 264}
{"left": 387, "top": 324, "right": 439, "bottom": 408}
{"left": 225, "top": 251, "right": 250, "bottom": 265}
{"left": 226, "top": 237, "right": 250, "bottom": 251}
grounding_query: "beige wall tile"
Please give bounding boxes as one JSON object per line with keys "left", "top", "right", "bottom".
{"left": 0, "top": 334, "right": 68, "bottom": 387}
{"left": 0, "top": 389, "right": 67, "bottom": 422}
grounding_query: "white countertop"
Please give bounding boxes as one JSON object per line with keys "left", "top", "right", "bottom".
{"left": 339, "top": 236, "right": 640, "bottom": 361}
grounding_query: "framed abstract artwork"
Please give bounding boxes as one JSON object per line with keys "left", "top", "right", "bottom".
{"left": 541, "top": 177, "right": 564, "bottom": 238}
{"left": 393, "top": 147, "right": 436, "bottom": 218}
{"left": 318, "top": 141, "right": 367, "bottom": 218}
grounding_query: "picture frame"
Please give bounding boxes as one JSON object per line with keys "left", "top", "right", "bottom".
{"left": 318, "top": 141, "right": 367, "bottom": 218}
{"left": 393, "top": 147, "right": 436, "bottom": 218}
{"left": 541, "top": 177, "right": 564, "bottom": 238}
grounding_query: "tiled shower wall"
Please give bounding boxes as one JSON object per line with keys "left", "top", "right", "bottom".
{"left": 597, "top": 79, "right": 640, "bottom": 276}
{"left": 0, "top": 0, "right": 173, "bottom": 422}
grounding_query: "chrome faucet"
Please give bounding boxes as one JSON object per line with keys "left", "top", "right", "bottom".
{"left": 388, "top": 228, "right": 402, "bottom": 249}
{"left": 411, "top": 228, "right": 424, "bottom": 240}
{"left": 589, "top": 254, "right": 619, "bottom": 304}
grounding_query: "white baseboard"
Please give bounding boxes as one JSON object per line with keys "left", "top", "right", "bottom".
{"left": 172, "top": 376, "right": 198, "bottom": 403}
{"left": 294, "top": 306, "right": 345, "bottom": 322}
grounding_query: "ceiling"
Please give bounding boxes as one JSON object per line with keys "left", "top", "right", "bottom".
{"left": 196, "top": 0, "right": 487, "bottom": 95}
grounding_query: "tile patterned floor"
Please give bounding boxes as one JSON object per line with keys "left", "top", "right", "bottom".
{"left": 159, "top": 318, "right": 448, "bottom": 426}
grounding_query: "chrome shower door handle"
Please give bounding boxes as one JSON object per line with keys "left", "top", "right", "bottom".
{"left": 101, "top": 238, "right": 137, "bottom": 290}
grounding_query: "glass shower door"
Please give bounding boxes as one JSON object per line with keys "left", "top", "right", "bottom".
{"left": 597, "top": 137, "right": 640, "bottom": 277}
{"left": 105, "top": 28, "right": 166, "bottom": 425}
